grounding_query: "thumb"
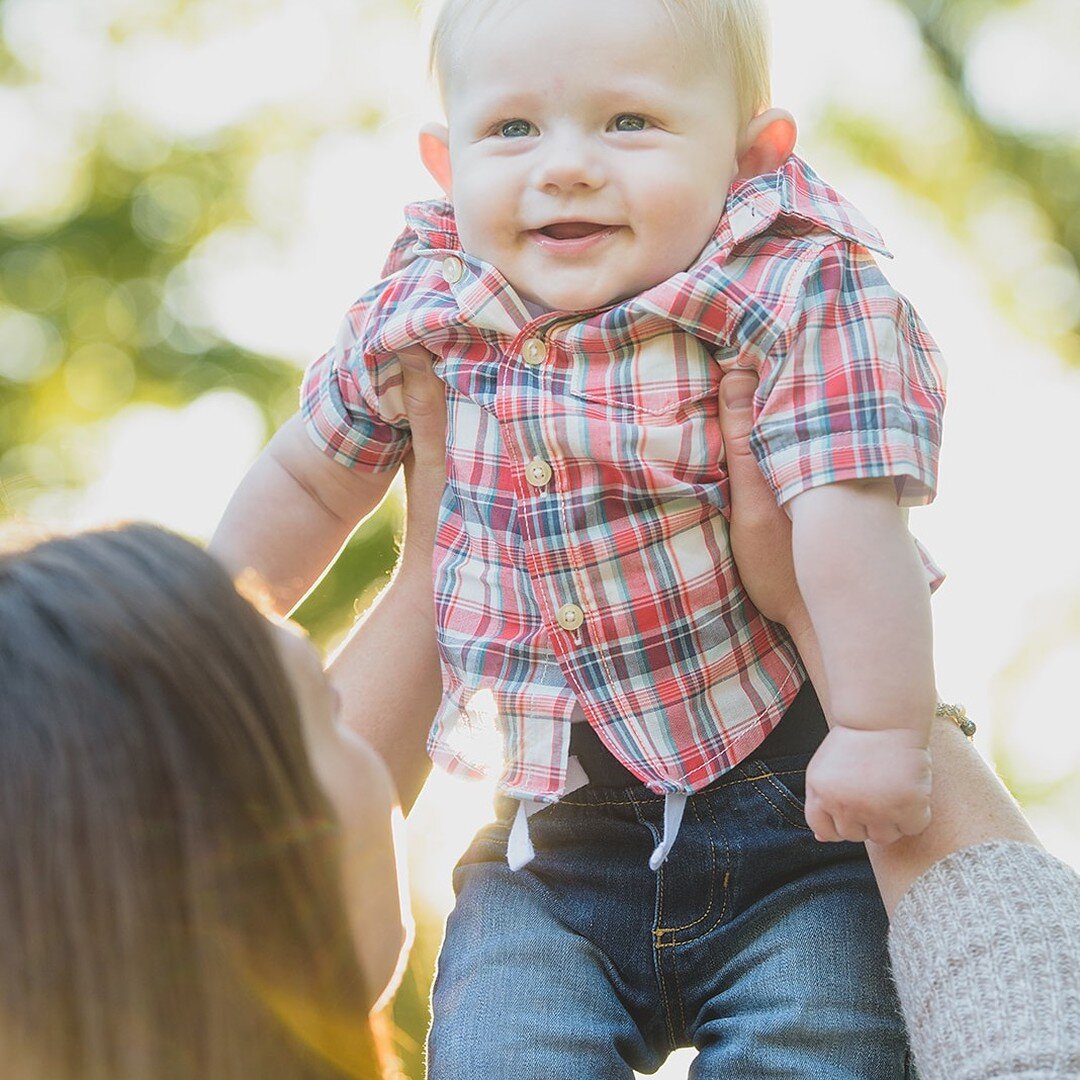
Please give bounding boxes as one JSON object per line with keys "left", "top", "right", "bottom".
{"left": 718, "top": 370, "right": 759, "bottom": 449}
{"left": 717, "top": 370, "right": 767, "bottom": 518}
{"left": 399, "top": 348, "right": 447, "bottom": 465}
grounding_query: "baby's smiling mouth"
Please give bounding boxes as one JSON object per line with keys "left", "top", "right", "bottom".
{"left": 527, "top": 222, "right": 622, "bottom": 254}
{"left": 537, "top": 221, "right": 610, "bottom": 240}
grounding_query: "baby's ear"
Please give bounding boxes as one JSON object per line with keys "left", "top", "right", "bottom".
{"left": 419, "top": 123, "right": 453, "bottom": 197}
{"left": 735, "top": 109, "right": 797, "bottom": 180}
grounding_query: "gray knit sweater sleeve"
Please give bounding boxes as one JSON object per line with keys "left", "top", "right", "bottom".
{"left": 888, "top": 841, "right": 1080, "bottom": 1080}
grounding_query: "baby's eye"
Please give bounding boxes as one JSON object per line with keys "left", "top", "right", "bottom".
{"left": 611, "top": 114, "right": 648, "bottom": 132}
{"left": 499, "top": 119, "right": 538, "bottom": 138}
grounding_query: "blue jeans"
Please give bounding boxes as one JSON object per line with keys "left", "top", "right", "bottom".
{"left": 428, "top": 690, "right": 912, "bottom": 1078}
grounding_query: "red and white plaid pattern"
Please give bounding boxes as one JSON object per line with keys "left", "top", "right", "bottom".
{"left": 303, "top": 156, "right": 946, "bottom": 800}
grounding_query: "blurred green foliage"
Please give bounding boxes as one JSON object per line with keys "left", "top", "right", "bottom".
{"left": 1, "top": 1, "right": 1077, "bottom": 1075}
{"left": 827, "top": 0, "right": 1080, "bottom": 366}
{"left": 0, "top": 1, "right": 407, "bottom": 641}
{"left": 1, "top": 126, "right": 294, "bottom": 482}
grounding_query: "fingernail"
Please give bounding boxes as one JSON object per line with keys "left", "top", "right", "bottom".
{"left": 721, "top": 376, "right": 755, "bottom": 411}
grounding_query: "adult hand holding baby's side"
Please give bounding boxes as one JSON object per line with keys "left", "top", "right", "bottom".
{"left": 328, "top": 347, "right": 445, "bottom": 815}
{"left": 717, "top": 370, "right": 933, "bottom": 847}
{"left": 399, "top": 346, "right": 449, "bottom": 557}
{"left": 716, "top": 371, "right": 813, "bottom": 639}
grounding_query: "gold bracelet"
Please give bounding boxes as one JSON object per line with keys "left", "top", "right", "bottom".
{"left": 935, "top": 702, "right": 976, "bottom": 739}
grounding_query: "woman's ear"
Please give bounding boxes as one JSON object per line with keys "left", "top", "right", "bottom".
{"left": 419, "top": 123, "right": 453, "bottom": 197}
{"left": 735, "top": 108, "right": 798, "bottom": 181}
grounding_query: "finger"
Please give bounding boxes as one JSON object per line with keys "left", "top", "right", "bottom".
{"left": 805, "top": 799, "right": 840, "bottom": 843}
{"left": 398, "top": 349, "right": 448, "bottom": 550}
{"left": 716, "top": 371, "right": 778, "bottom": 526}
{"left": 718, "top": 369, "right": 758, "bottom": 426}
{"left": 898, "top": 804, "right": 933, "bottom": 837}
{"left": 717, "top": 371, "right": 758, "bottom": 493}
{"left": 398, "top": 344, "right": 436, "bottom": 377}
{"left": 866, "top": 822, "right": 904, "bottom": 846}
{"left": 399, "top": 348, "right": 447, "bottom": 463}
{"left": 833, "top": 818, "right": 869, "bottom": 843}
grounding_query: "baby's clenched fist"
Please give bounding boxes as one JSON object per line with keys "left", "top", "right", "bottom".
{"left": 804, "top": 725, "right": 932, "bottom": 845}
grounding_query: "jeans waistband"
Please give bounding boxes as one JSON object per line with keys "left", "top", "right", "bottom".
{"left": 568, "top": 681, "right": 827, "bottom": 790}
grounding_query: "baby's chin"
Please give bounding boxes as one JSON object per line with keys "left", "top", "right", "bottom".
{"left": 513, "top": 251, "right": 705, "bottom": 313}
{"left": 517, "top": 278, "right": 667, "bottom": 315}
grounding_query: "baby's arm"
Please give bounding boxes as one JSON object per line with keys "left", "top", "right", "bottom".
{"left": 789, "top": 478, "right": 935, "bottom": 844}
{"left": 210, "top": 412, "right": 396, "bottom": 615}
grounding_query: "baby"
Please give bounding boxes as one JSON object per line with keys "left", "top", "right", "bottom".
{"left": 212, "top": 0, "right": 945, "bottom": 1072}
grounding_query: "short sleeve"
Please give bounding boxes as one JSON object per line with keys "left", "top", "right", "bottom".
{"left": 750, "top": 242, "right": 946, "bottom": 508}
{"left": 300, "top": 296, "right": 412, "bottom": 474}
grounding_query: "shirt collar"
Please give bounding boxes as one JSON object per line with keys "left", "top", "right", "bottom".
{"left": 379, "top": 199, "right": 459, "bottom": 277}
{"left": 401, "top": 200, "right": 461, "bottom": 256}
{"left": 711, "top": 153, "right": 891, "bottom": 259}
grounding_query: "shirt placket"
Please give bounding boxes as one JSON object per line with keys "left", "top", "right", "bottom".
{"left": 491, "top": 321, "right": 591, "bottom": 796}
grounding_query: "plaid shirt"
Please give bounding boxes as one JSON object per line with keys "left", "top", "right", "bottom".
{"left": 303, "top": 155, "right": 946, "bottom": 801}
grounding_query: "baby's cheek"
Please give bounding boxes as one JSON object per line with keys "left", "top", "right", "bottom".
{"left": 645, "top": 187, "right": 727, "bottom": 270}
{"left": 452, "top": 183, "right": 509, "bottom": 258}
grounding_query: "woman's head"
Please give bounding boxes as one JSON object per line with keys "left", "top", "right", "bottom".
{"left": 0, "top": 523, "right": 382, "bottom": 1079}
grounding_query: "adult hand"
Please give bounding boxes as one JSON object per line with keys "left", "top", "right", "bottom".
{"left": 716, "top": 371, "right": 808, "bottom": 634}
{"left": 327, "top": 348, "right": 446, "bottom": 815}
{"left": 717, "top": 367, "right": 831, "bottom": 740}
{"left": 399, "top": 347, "right": 449, "bottom": 559}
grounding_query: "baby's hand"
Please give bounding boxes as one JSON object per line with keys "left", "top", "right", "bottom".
{"left": 804, "top": 725, "right": 932, "bottom": 845}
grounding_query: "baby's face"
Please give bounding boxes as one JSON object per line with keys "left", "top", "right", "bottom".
{"left": 437, "top": 0, "right": 744, "bottom": 312}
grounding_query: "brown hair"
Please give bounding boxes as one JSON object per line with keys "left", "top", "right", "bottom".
{"left": 0, "top": 524, "right": 385, "bottom": 1079}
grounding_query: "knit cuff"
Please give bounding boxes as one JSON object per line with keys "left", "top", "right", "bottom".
{"left": 888, "top": 841, "right": 1080, "bottom": 1080}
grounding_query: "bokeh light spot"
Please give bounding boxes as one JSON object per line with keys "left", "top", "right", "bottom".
{"left": 0, "top": 307, "right": 64, "bottom": 383}
{"left": 131, "top": 173, "right": 203, "bottom": 247}
{"left": 63, "top": 342, "right": 137, "bottom": 414}
{"left": 0, "top": 246, "right": 68, "bottom": 312}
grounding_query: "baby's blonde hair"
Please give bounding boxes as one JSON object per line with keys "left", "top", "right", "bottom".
{"left": 429, "top": 0, "right": 772, "bottom": 123}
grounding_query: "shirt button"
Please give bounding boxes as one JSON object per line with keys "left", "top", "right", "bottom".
{"left": 442, "top": 256, "right": 464, "bottom": 284}
{"left": 556, "top": 603, "right": 585, "bottom": 632}
{"left": 525, "top": 457, "right": 553, "bottom": 488}
{"left": 521, "top": 337, "right": 547, "bottom": 366}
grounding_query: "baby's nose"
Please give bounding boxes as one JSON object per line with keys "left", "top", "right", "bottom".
{"left": 534, "top": 134, "right": 605, "bottom": 193}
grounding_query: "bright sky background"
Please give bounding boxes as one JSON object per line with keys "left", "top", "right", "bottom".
{"left": 5, "top": 2, "right": 1079, "bottom": 1073}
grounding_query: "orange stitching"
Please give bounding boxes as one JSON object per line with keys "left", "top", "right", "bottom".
{"left": 753, "top": 783, "right": 812, "bottom": 833}
{"left": 639, "top": 802, "right": 681, "bottom": 1051}
{"left": 702, "top": 797, "right": 731, "bottom": 934}
{"left": 728, "top": 767, "right": 805, "bottom": 786}
{"left": 658, "top": 800, "right": 717, "bottom": 935}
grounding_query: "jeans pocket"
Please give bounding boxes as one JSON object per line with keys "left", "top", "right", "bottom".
{"left": 741, "top": 752, "right": 813, "bottom": 832}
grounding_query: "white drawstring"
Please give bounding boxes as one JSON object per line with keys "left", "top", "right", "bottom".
{"left": 649, "top": 792, "right": 688, "bottom": 871}
{"left": 505, "top": 767, "right": 686, "bottom": 872}
{"left": 504, "top": 755, "right": 591, "bottom": 871}
{"left": 507, "top": 798, "right": 541, "bottom": 871}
